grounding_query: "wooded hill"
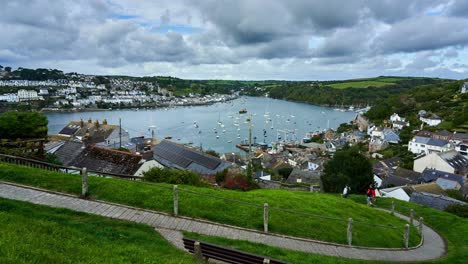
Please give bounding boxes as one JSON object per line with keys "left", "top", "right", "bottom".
{"left": 365, "top": 79, "right": 468, "bottom": 131}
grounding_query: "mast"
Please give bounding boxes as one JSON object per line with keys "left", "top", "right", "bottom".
{"left": 249, "top": 113, "right": 253, "bottom": 157}
{"left": 119, "top": 118, "right": 122, "bottom": 148}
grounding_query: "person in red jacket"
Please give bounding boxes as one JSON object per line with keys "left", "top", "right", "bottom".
{"left": 366, "top": 184, "right": 376, "bottom": 206}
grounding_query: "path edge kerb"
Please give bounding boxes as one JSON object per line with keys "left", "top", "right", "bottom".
{"left": 0, "top": 180, "right": 436, "bottom": 251}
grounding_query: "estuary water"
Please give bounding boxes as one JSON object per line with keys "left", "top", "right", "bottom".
{"left": 46, "top": 97, "right": 356, "bottom": 153}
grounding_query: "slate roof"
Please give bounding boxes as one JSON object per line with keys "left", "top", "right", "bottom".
{"left": 285, "top": 168, "right": 321, "bottom": 184}
{"left": 436, "top": 178, "right": 460, "bottom": 190}
{"left": 426, "top": 138, "right": 449, "bottom": 147}
{"left": 434, "top": 130, "right": 452, "bottom": 138}
{"left": 439, "top": 151, "right": 468, "bottom": 172}
{"left": 413, "top": 136, "right": 431, "bottom": 144}
{"left": 58, "top": 121, "right": 119, "bottom": 144}
{"left": 152, "top": 140, "right": 231, "bottom": 175}
{"left": 393, "top": 120, "right": 408, "bottom": 126}
{"left": 453, "top": 132, "right": 468, "bottom": 141}
{"left": 73, "top": 145, "right": 143, "bottom": 175}
{"left": 54, "top": 142, "right": 143, "bottom": 175}
{"left": 410, "top": 192, "right": 466, "bottom": 210}
{"left": 383, "top": 128, "right": 400, "bottom": 143}
{"left": 420, "top": 168, "right": 464, "bottom": 186}
{"left": 58, "top": 124, "right": 80, "bottom": 136}
{"left": 54, "top": 141, "right": 86, "bottom": 166}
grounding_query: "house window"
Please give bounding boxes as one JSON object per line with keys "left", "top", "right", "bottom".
{"left": 420, "top": 144, "right": 425, "bottom": 148}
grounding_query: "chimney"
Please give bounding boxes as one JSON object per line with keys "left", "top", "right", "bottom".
{"left": 80, "top": 118, "right": 84, "bottom": 127}
{"left": 94, "top": 119, "right": 99, "bottom": 128}
{"left": 88, "top": 117, "right": 92, "bottom": 124}
{"left": 102, "top": 119, "right": 107, "bottom": 125}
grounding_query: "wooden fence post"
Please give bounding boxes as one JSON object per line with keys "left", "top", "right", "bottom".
{"left": 194, "top": 241, "right": 204, "bottom": 261}
{"left": 419, "top": 217, "right": 424, "bottom": 234}
{"left": 404, "top": 224, "right": 410, "bottom": 249}
{"left": 173, "top": 185, "right": 178, "bottom": 216}
{"left": 391, "top": 201, "right": 395, "bottom": 215}
{"left": 410, "top": 209, "right": 414, "bottom": 226}
{"left": 347, "top": 218, "right": 353, "bottom": 246}
{"left": 264, "top": 203, "right": 269, "bottom": 233}
{"left": 81, "top": 167, "right": 88, "bottom": 197}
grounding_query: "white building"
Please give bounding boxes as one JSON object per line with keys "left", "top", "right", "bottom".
{"left": 38, "top": 88, "right": 49, "bottom": 95}
{"left": 390, "top": 113, "right": 405, "bottom": 123}
{"left": 408, "top": 136, "right": 453, "bottom": 155}
{"left": 0, "top": 93, "right": 19, "bottom": 102}
{"left": 420, "top": 115, "right": 442, "bottom": 126}
{"left": 461, "top": 82, "right": 468, "bottom": 94}
{"left": 413, "top": 150, "right": 468, "bottom": 176}
{"left": 17, "top": 89, "right": 42, "bottom": 101}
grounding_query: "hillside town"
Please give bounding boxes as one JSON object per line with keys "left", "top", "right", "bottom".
{"left": 0, "top": 68, "right": 237, "bottom": 110}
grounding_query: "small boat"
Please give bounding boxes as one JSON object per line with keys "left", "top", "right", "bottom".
{"left": 164, "top": 136, "right": 172, "bottom": 140}
{"left": 216, "top": 135, "right": 219, "bottom": 139}
{"left": 227, "top": 140, "right": 232, "bottom": 143}
{"left": 239, "top": 108, "right": 247, "bottom": 114}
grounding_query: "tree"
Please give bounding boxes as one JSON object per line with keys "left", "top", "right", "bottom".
{"left": 0, "top": 112, "right": 48, "bottom": 139}
{"left": 322, "top": 146, "right": 373, "bottom": 193}
{"left": 5, "top": 66, "right": 11, "bottom": 72}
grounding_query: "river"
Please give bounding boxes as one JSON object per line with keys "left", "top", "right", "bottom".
{"left": 46, "top": 97, "right": 356, "bottom": 153}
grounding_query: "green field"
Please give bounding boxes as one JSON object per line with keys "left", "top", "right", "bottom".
{"left": 0, "top": 198, "right": 196, "bottom": 264}
{"left": 328, "top": 80, "right": 396, "bottom": 89}
{"left": 0, "top": 162, "right": 419, "bottom": 248}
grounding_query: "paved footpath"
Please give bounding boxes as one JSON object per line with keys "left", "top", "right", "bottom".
{"left": 0, "top": 182, "right": 446, "bottom": 262}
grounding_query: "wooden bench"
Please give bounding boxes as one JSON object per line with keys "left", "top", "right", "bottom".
{"left": 183, "top": 237, "right": 290, "bottom": 264}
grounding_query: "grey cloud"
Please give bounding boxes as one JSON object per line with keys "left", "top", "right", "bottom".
{"left": 405, "top": 53, "right": 438, "bottom": 69}
{"left": 448, "top": 0, "right": 468, "bottom": 17}
{"left": 374, "top": 16, "right": 468, "bottom": 54}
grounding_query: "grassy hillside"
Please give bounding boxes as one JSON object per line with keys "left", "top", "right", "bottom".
{"left": 0, "top": 162, "right": 419, "bottom": 248}
{"left": 328, "top": 80, "right": 395, "bottom": 89}
{"left": 185, "top": 194, "right": 468, "bottom": 264}
{"left": 349, "top": 195, "right": 468, "bottom": 264}
{"left": 0, "top": 198, "right": 196, "bottom": 263}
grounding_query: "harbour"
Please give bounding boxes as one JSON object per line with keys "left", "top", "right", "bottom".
{"left": 46, "top": 97, "right": 356, "bottom": 154}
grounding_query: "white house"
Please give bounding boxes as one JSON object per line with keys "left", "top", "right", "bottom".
{"left": 38, "top": 88, "right": 49, "bottom": 95}
{"left": 408, "top": 136, "right": 453, "bottom": 155}
{"left": 392, "top": 120, "right": 410, "bottom": 130}
{"left": 380, "top": 187, "right": 410, "bottom": 202}
{"left": 420, "top": 115, "right": 442, "bottom": 126}
{"left": 461, "top": 82, "right": 468, "bottom": 94}
{"left": 390, "top": 113, "right": 405, "bottom": 123}
{"left": 413, "top": 150, "right": 468, "bottom": 176}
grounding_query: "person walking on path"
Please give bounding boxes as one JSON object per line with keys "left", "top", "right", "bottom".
{"left": 366, "top": 184, "right": 376, "bottom": 206}
{"left": 342, "top": 185, "right": 351, "bottom": 198}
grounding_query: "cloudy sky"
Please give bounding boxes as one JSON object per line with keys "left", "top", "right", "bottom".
{"left": 1, "top": 0, "right": 468, "bottom": 80}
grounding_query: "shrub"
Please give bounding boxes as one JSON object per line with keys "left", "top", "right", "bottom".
{"left": 445, "top": 204, "right": 468, "bottom": 218}
{"left": 143, "top": 167, "right": 207, "bottom": 187}
{"left": 446, "top": 189, "right": 466, "bottom": 202}
{"left": 222, "top": 170, "right": 258, "bottom": 191}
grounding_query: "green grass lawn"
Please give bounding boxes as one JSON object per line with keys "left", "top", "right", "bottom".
{"left": 348, "top": 195, "right": 468, "bottom": 264}
{"left": 0, "top": 162, "right": 420, "bottom": 248}
{"left": 0, "top": 197, "right": 196, "bottom": 264}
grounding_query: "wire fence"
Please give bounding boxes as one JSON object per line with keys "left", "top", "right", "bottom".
{"left": 1, "top": 153, "right": 425, "bottom": 248}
